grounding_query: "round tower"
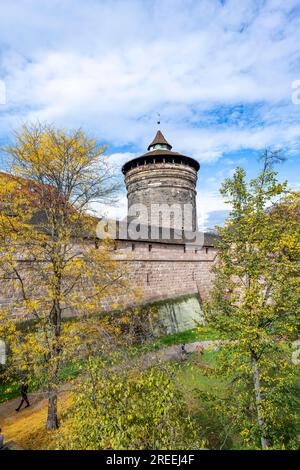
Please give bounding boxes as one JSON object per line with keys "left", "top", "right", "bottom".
{"left": 122, "top": 130, "right": 200, "bottom": 231}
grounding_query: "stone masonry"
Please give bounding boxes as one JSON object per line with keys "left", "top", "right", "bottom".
{"left": 0, "top": 131, "right": 217, "bottom": 322}
{"left": 111, "top": 130, "right": 217, "bottom": 307}
{"left": 122, "top": 130, "right": 200, "bottom": 231}
{"left": 112, "top": 238, "right": 217, "bottom": 306}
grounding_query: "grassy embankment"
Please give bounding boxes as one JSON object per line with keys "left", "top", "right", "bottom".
{"left": 0, "top": 326, "right": 219, "bottom": 403}
{"left": 1, "top": 349, "right": 222, "bottom": 450}
{"left": 1, "top": 344, "right": 299, "bottom": 449}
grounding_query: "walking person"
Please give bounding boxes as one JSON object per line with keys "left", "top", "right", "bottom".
{"left": 15, "top": 379, "right": 30, "bottom": 412}
{"left": 180, "top": 343, "right": 188, "bottom": 359}
{"left": 0, "top": 427, "right": 4, "bottom": 449}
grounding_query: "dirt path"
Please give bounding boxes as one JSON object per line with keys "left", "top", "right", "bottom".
{"left": 0, "top": 339, "right": 221, "bottom": 448}
{"left": 0, "top": 383, "right": 71, "bottom": 424}
{"left": 141, "top": 339, "right": 221, "bottom": 365}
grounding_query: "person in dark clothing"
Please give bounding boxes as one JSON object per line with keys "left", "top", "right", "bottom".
{"left": 15, "top": 380, "right": 30, "bottom": 412}
{"left": 180, "top": 343, "right": 188, "bottom": 355}
{"left": 0, "top": 427, "right": 4, "bottom": 448}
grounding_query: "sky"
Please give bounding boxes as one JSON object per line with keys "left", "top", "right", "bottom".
{"left": 0, "top": 0, "right": 300, "bottom": 229}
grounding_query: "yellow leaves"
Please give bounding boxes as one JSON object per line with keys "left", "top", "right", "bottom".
{"left": 241, "top": 427, "right": 251, "bottom": 437}
{"left": 3, "top": 125, "right": 107, "bottom": 203}
{"left": 70, "top": 257, "right": 85, "bottom": 271}
{"left": 57, "top": 359, "right": 203, "bottom": 450}
{"left": 23, "top": 299, "right": 40, "bottom": 313}
{"left": 84, "top": 303, "right": 95, "bottom": 311}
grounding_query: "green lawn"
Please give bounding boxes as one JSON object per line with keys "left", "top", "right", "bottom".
{"left": 2, "top": 333, "right": 299, "bottom": 450}
{"left": 128, "top": 326, "right": 222, "bottom": 358}
{"left": 0, "top": 380, "right": 20, "bottom": 403}
{"left": 0, "top": 360, "right": 82, "bottom": 404}
{"left": 173, "top": 350, "right": 300, "bottom": 450}
{"left": 0, "top": 327, "right": 219, "bottom": 403}
{"left": 152, "top": 326, "right": 221, "bottom": 348}
{"left": 173, "top": 350, "right": 241, "bottom": 449}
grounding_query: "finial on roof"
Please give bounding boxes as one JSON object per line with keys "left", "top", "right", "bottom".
{"left": 147, "top": 129, "right": 172, "bottom": 152}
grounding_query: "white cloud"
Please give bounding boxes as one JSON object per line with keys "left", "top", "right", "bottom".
{"left": 91, "top": 195, "right": 128, "bottom": 221}
{"left": 1, "top": 0, "right": 300, "bottom": 154}
{"left": 197, "top": 185, "right": 232, "bottom": 231}
{"left": 106, "top": 152, "right": 137, "bottom": 170}
{"left": 0, "top": 0, "right": 300, "bottom": 222}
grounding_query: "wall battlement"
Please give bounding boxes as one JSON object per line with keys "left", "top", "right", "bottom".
{"left": 122, "top": 130, "right": 200, "bottom": 231}
{"left": 118, "top": 130, "right": 216, "bottom": 308}
{"left": 112, "top": 239, "right": 217, "bottom": 306}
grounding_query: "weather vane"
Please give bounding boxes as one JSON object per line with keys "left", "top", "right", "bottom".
{"left": 157, "top": 113, "right": 161, "bottom": 128}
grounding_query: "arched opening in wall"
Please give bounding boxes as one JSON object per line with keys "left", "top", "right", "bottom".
{"left": 148, "top": 244, "right": 152, "bottom": 252}
{"left": 0, "top": 339, "right": 6, "bottom": 367}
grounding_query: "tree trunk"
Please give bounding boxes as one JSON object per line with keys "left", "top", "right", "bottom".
{"left": 46, "top": 385, "right": 58, "bottom": 430}
{"left": 46, "top": 298, "right": 61, "bottom": 431}
{"left": 251, "top": 354, "right": 270, "bottom": 449}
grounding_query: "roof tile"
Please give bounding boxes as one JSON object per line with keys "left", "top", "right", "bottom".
{"left": 147, "top": 130, "right": 172, "bottom": 151}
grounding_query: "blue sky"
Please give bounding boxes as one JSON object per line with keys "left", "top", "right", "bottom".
{"left": 0, "top": 0, "right": 300, "bottom": 229}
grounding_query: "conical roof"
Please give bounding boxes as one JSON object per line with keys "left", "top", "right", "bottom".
{"left": 147, "top": 130, "right": 172, "bottom": 151}
{"left": 122, "top": 130, "right": 200, "bottom": 174}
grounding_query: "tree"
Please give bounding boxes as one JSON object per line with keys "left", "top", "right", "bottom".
{"left": 0, "top": 123, "right": 126, "bottom": 430}
{"left": 58, "top": 356, "right": 204, "bottom": 450}
{"left": 203, "top": 150, "right": 300, "bottom": 449}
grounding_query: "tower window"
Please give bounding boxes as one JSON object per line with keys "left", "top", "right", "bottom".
{"left": 148, "top": 244, "right": 152, "bottom": 252}
{"left": 132, "top": 243, "right": 135, "bottom": 251}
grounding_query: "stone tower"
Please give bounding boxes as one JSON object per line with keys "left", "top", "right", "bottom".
{"left": 122, "top": 130, "right": 200, "bottom": 231}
